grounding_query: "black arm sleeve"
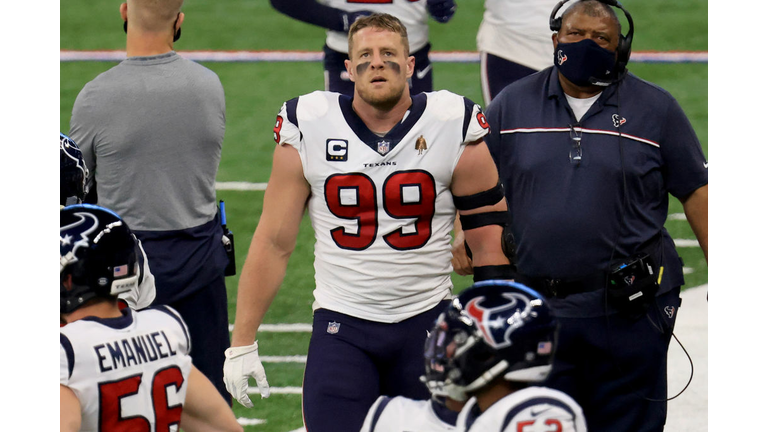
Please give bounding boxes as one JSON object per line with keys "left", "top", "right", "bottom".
{"left": 270, "top": 0, "right": 347, "bottom": 32}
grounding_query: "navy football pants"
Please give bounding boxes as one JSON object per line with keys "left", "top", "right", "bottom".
{"left": 302, "top": 301, "right": 449, "bottom": 432}
{"left": 168, "top": 277, "right": 232, "bottom": 405}
{"left": 323, "top": 43, "right": 433, "bottom": 97}
{"left": 480, "top": 52, "right": 538, "bottom": 105}
{"left": 544, "top": 288, "right": 682, "bottom": 431}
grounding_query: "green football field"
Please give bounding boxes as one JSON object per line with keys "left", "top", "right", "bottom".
{"left": 60, "top": 1, "right": 707, "bottom": 430}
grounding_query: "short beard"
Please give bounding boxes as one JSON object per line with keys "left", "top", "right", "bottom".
{"left": 357, "top": 81, "right": 407, "bottom": 111}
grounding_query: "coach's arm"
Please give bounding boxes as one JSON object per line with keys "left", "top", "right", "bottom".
{"left": 681, "top": 184, "right": 707, "bottom": 262}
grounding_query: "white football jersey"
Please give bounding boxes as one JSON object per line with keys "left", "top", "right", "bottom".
{"left": 118, "top": 239, "right": 157, "bottom": 310}
{"left": 457, "top": 387, "right": 587, "bottom": 432}
{"left": 60, "top": 306, "right": 192, "bottom": 432}
{"left": 361, "top": 396, "right": 460, "bottom": 432}
{"left": 476, "top": 0, "right": 554, "bottom": 70}
{"left": 321, "top": 0, "right": 429, "bottom": 54}
{"left": 275, "top": 90, "right": 489, "bottom": 323}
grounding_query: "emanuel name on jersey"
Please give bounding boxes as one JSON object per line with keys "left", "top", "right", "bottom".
{"left": 273, "top": 90, "right": 489, "bottom": 323}
{"left": 93, "top": 329, "right": 180, "bottom": 373}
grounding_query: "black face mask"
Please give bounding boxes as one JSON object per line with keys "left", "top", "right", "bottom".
{"left": 123, "top": 15, "right": 181, "bottom": 42}
{"left": 554, "top": 39, "right": 616, "bottom": 87}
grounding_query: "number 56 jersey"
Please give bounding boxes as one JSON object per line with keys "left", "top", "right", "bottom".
{"left": 274, "top": 91, "right": 490, "bottom": 323}
{"left": 60, "top": 306, "right": 192, "bottom": 432}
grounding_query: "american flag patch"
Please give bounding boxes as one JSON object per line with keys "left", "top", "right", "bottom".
{"left": 537, "top": 341, "right": 552, "bottom": 355}
{"left": 113, "top": 265, "right": 128, "bottom": 277}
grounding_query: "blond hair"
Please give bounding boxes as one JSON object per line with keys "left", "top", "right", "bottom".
{"left": 347, "top": 13, "right": 409, "bottom": 55}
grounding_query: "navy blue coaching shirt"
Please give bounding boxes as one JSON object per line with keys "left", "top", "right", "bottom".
{"left": 484, "top": 67, "right": 707, "bottom": 312}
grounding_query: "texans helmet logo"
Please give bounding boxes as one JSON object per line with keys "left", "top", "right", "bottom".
{"left": 60, "top": 211, "right": 101, "bottom": 270}
{"left": 465, "top": 293, "right": 531, "bottom": 349}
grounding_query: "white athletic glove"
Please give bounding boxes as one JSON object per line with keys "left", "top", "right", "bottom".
{"left": 224, "top": 341, "right": 270, "bottom": 407}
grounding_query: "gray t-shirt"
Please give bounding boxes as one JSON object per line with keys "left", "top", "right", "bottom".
{"left": 70, "top": 51, "right": 225, "bottom": 231}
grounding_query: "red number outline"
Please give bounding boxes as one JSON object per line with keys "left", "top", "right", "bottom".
{"left": 324, "top": 170, "right": 437, "bottom": 251}
{"left": 382, "top": 170, "right": 436, "bottom": 250}
{"left": 273, "top": 115, "right": 284, "bottom": 144}
{"left": 97, "top": 366, "right": 185, "bottom": 432}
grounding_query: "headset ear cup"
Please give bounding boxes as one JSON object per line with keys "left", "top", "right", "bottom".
{"left": 615, "top": 36, "right": 631, "bottom": 73}
{"left": 550, "top": 17, "right": 561, "bottom": 32}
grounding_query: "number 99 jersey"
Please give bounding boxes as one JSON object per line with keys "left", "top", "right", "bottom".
{"left": 60, "top": 306, "right": 192, "bottom": 432}
{"left": 274, "top": 91, "right": 490, "bottom": 323}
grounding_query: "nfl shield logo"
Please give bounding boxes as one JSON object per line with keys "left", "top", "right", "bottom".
{"left": 377, "top": 139, "right": 390, "bottom": 155}
{"left": 327, "top": 321, "right": 341, "bottom": 334}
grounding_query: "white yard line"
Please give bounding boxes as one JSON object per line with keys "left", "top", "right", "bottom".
{"left": 216, "top": 181, "right": 268, "bottom": 191}
{"left": 60, "top": 50, "right": 708, "bottom": 64}
{"left": 674, "top": 239, "right": 700, "bottom": 247}
{"left": 228, "top": 323, "right": 313, "bottom": 332}
{"left": 237, "top": 418, "right": 267, "bottom": 426}
{"left": 248, "top": 386, "right": 303, "bottom": 395}
{"left": 260, "top": 355, "right": 307, "bottom": 363}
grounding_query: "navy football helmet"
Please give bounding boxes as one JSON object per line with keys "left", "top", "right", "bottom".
{"left": 422, "top": 280, "right": 558, "bottom": 401}
{"left": 60, "top": 204, "right": 139, "bottom": 314}
{"left": 60, "top": 133, "right": 89, "bottom": 206}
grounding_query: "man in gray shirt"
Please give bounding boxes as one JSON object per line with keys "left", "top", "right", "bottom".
{"left": 69, "top": 0, "right": 231, "bottom": 403}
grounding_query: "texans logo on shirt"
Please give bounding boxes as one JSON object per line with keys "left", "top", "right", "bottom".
{"left": 612, "top": 114, "right": 627, "bottom": 128}
{"left": 465, "top": 293, "right": 531, "bottom": 349}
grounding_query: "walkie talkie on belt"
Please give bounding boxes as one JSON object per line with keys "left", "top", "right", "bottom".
{"left": 220, "top": 200, "right": 237, "bottom": 276}
{"left": 608, "top": 253, "right": 658, "bottom": 315}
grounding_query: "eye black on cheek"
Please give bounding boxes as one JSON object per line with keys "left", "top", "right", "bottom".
{"left": 356, "top": 62, "right": 371, "bottom": 76}
{"left": 384, "top": 61, "right": 401, "bottom": 74}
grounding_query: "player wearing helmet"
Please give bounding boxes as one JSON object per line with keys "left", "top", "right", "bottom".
{"left": 360, "top": 280, "right": 586, "bottom": 432}
{"left": 423, "top": 280, "right": 587, "bottom": 431}
{"left": 60, "top": 204, "right": 241, "bottom": 432}
{"left": 60, "top": 133, "right": 89, "bottom": 208}
{"left": 60, "top": 133, "right": 156, "bottom": 310}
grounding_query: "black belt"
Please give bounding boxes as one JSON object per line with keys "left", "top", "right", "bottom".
{"left": 518, "top": 233, "right": 665, "bottom": 299}
{"left": 518, "top": 273, "right": 607, "bottom": 299}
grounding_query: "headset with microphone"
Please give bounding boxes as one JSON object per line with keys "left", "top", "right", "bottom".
{"left": 549, "top": 0, "right": 634, "bottom": 85}
{"left": 550, "top": 0, "right": 694, "bottom": 405}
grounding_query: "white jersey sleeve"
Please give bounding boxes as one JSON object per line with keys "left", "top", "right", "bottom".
{"left": 117, "top": 239, "right": 156, "bottom": 310}
{"left": 274, "top": 91, "right": 489, "bottom": 323}
{"left": 321, "top": 0, "right": 429, "bottom": 54}
{"left": 361, "top": 396, "right": 459, "bottom": 432}
{"left": 459, "top": 387, "right": 587, "bottom": 432}
{"left": 59, "top": 307, "right": 193, "bottom": 432}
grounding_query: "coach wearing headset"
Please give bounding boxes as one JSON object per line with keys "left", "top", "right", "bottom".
{"left": 452, "top": 1, "right": 707, "bottom": 430}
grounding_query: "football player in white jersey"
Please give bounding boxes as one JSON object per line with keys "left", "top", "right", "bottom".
{"left": 269, "top": 0, "right": 456, "bottom": 96}
{"left": 360, "top": 393, "right": 464, "bottom": 431}
{"left": 422, "top": 280, "right": 588, "bottom": 432}
{"left": 224, "top": 13, "right": 515, "bottom": 432}
{"left": 60, "top": 204, "right": 242, "bottom": 432}
{"left": 60, "top": 133, "right": 156, "bottom": 310}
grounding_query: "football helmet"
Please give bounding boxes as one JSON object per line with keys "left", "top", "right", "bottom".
{"left": 60, "top": 133, "right": 89, "bottom": 206}
{"left": 60, "top": 204, "right": 139, "bottom": 314}
{"left": 422, "top": 280, "right": 558, "bottom": 401}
